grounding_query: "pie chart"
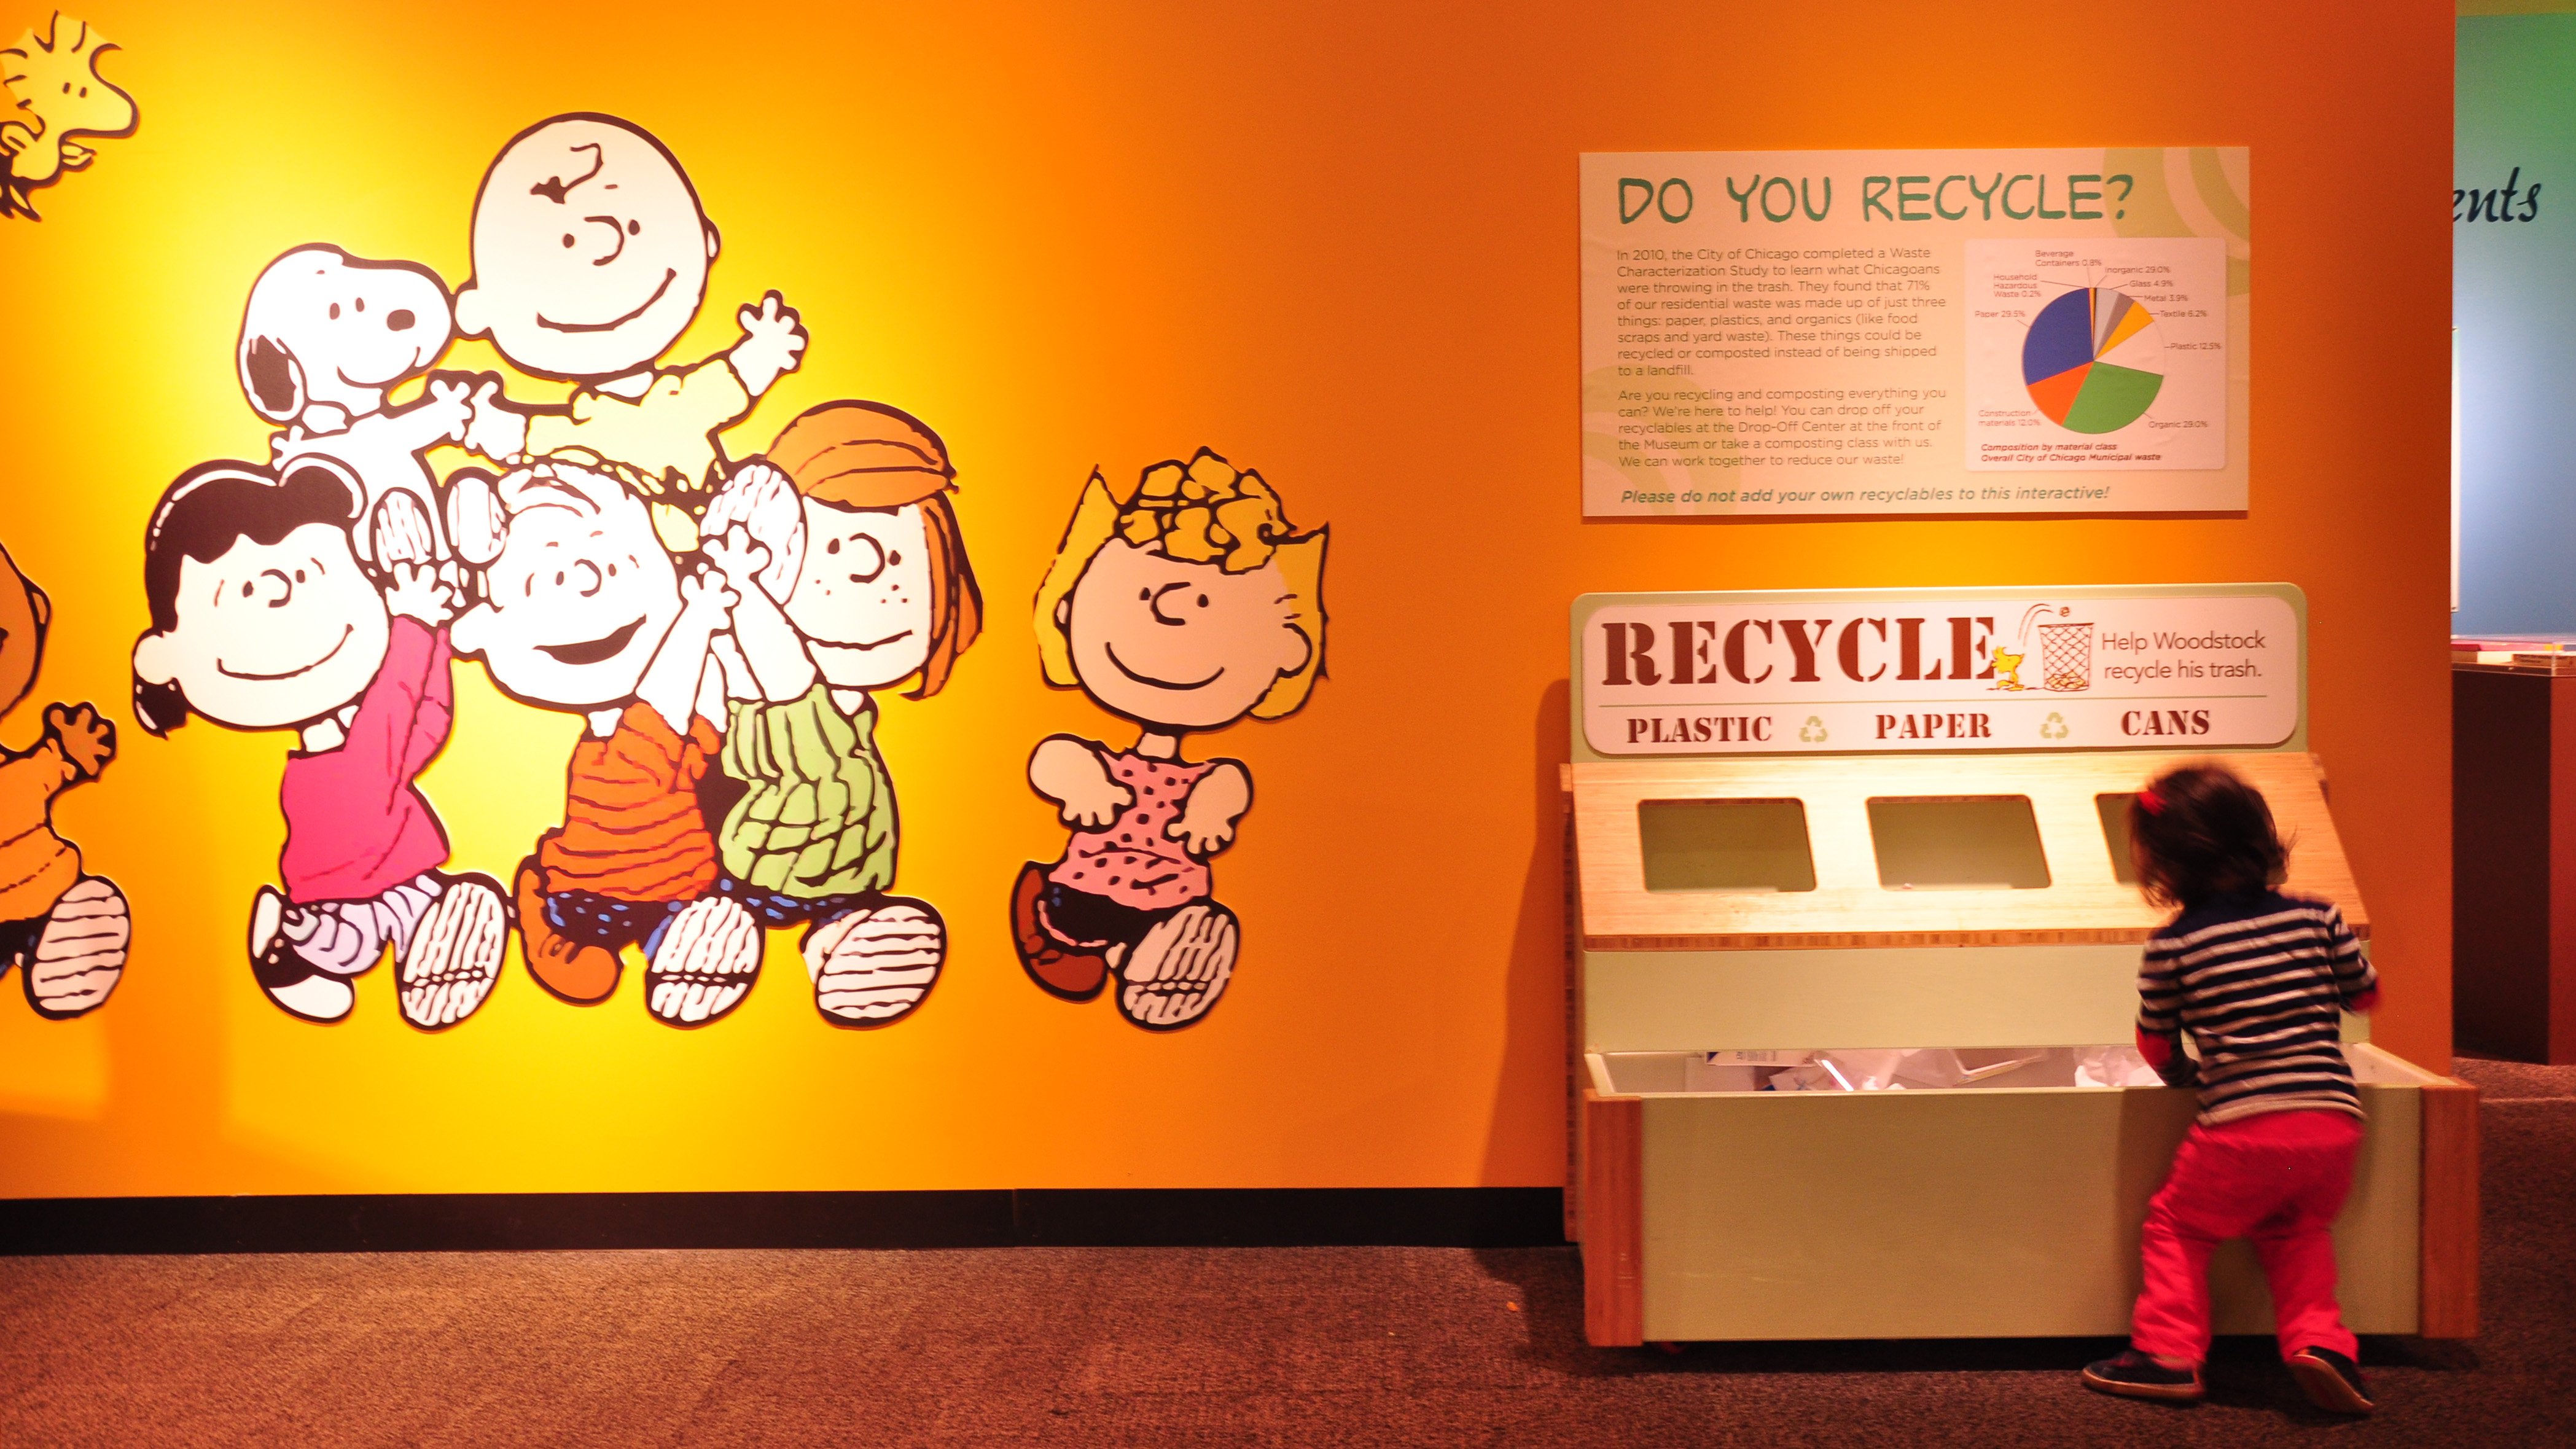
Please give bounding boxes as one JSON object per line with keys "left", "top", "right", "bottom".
{"left": 2021, "top": 287, "right": 2165, "bottom": 434}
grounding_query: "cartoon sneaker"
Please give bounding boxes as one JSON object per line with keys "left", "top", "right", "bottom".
{"left": 1011, "top": 861, "right": 1109, "bottom": 1001}
{"left": 248, "top": 889, "right": 353, "bottom": 1024}
{"left": 517, "top": 856, "right": 620, "bottom": 1004}
{"left": 397, "top": 873, "right": 509, "bottom": 1031}
{"left": 804, "top": 897, "right": 943, "bottom": 1028}
{"left": 22, "top": 875, "right": 130, "bottom": 1020}
{"left": 1115, "top": 901, "right": 1238, "bottom": 1031}
{"left": 644, "top": 895, "right": 760, "bottom": 1027}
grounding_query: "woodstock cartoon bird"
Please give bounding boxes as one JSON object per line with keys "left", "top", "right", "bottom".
{"left": 1, "top": 14, "right": 134, "bottom": 221}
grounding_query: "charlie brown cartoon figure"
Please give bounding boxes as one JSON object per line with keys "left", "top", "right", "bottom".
{"left": 131, "top": 459, "right": 507, "bottom": 1029}
{"left": 453, "top": 112, "right": 805, "bottom": 550}
{"left": 447, "top": 459, "right": 762, "bottom": 1028}
{"left": 1015, "top": 450, "right": 1325, "bottom": 1030}
{"left": 697, "top": 402, "right": 981, "bottom": 1028}
{"left": 0, "top": 542, "right": 127, "bottom": 1017}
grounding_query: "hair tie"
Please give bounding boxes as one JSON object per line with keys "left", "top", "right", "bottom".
{"left": 2136, "top": 787, "right": 2166, "bottom": 816}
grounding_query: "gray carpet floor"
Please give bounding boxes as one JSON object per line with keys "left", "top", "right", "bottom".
{"left": 0, "top": 1056, "right": 2565, "bottom": 1447}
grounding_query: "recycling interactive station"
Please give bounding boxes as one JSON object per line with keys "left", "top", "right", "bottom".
{"left": 1564, "top": 584, "right": 2478, "bottom": 1346}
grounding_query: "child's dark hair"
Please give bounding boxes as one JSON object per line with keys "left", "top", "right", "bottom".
{"left": 2129, "top": 762, "right": 2289, "bottom": 907}
{"left": 133, "top": 459, "right": 360, "bottom": 736}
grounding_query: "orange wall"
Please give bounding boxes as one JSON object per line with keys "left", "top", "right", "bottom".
{"left": 0, "top": 0, "right": 2453, "bottom": 1193}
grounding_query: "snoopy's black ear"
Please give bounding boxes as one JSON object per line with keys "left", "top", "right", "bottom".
{"left": 241, "top": 335, "right": 304, "bottom": 423}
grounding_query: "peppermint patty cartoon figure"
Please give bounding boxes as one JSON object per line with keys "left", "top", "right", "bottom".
{"left": 454, "top": 112, "right": 805, "bottom": 550}
{"left": 1015, "top": 450, "right": 1325, "bottom": 1030}
{"left": 699, "top": 402, "right": 982, "bottom": 1028}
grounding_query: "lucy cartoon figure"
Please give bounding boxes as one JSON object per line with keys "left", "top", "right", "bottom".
{"left": 0, "top": 542, "right": 127, "bottom": 1017}
{"left": 697, "top": 402, "right": 981, "bottom": 1028}
{"left": 1015, "top": 450, "right": 1325, "bottom": 1030}
{"left": 1, "top": 14, "right": 135, "bottom": 221}
{"left": 453, "top": 112, "right": 805, "bottom": 550}
{"left": 238, "top": 244, "right": 501, "bottom": 566}
{"left": 447, "top": 459, "right": 761, "bottom": 1028}
{"left": 131, "top": 459, "right": 508, "bottom": 1028}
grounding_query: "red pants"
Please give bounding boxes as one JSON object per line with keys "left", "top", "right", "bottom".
{"left": 2131, "top": 1108, "right": 2363, "bottom": 1365}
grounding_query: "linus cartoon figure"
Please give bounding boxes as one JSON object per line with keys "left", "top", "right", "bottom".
{"left": 0, "top": 13, "right": 135, "bottom": 221}
{"left": 453, "top": 113, "right": 805, "bottom": 550}
{"left": 0, "top": 542, "right": 127, "bottom": 1017}
{"left": 1015, "top": 450, "right": 1325, "bottom": 1031}
{"left": 697, "top": 402, "right": 982, "bottom": 1028}
{"left": 447, "top": 459, "right": 762, "bottom": 1028}
{"left": 131, "top": 459, "right": 509, "bottom": 1029}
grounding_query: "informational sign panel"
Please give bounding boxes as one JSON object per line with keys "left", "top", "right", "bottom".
{"left": 1580, "top": 148, "right": 2250, "bottom": 518}
{"left": 1572, "top": 585, "right": 2303, "bottom": 758}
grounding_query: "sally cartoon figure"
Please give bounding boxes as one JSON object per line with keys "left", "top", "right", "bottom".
{"left": 1014, "top": 450, "right": 1325, "bottom": 1030}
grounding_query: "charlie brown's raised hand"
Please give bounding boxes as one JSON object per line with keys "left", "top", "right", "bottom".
{"left": 729, "top": 291, "right": 808, "bottom": 398}
{"left": 42, "top": 703, "right": 114, "bottom": 781}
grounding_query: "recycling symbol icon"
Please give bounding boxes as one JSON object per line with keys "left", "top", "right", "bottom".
{"left": 1798, "top": 716, "right": 1829, "bottom": 743}
{"left": 2040, "top": 712, "right": 2071, "bottom": 741}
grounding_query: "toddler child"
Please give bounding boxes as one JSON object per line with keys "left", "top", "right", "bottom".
{"left": 2082, "top": 763, "right": 2381, "bottom": 1416}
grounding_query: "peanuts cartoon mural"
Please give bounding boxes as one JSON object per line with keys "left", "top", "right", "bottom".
{"left": 697, "top": 402, "right": 982, "bottom": 1027}
{"left": 446, "top": 460, "right": 762, "bottom": 1028}
{"left": 1016, "top": 450, "right": 1326, "bottom": 1030}
{"left": 130, "top": 459, "right": 508, "bottom": 1028}
{"left": 123, "top": 109, "right": 982, "bottom": 1034}
{"left": 0, "top": 542, "right": 127, "bottom": 1017}
{"left": 451, "top": 112, "right": 806, "bottom": 554}
{"left": 0, "top": 12, "right": 133, "bottom": 221}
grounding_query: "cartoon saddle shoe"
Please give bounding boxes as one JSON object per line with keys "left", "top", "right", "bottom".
{"left": 1010, "top": 861, "right": 1110, "bottom": 1002}
{"left": 394, "top": 871, "right": 509, "bottom": 1031}
{"left": 643, "top": 894, "right": 762, "bottom": 1028}
{"left": 247, "top": 885, "right": 356, "bottom": 1024}
{"left": 17, "top": 875, "right": 131, "bottom": 1020}
{"left": 804, "top": 896, "right": 945, "bottom": 1028}
{"left": 1114, "top": 900, "right": 1238, "bottom": 1031}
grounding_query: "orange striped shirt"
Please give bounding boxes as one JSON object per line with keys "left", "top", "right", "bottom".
{"left": 537, "top": 704, "right": 721, "bottom": 903}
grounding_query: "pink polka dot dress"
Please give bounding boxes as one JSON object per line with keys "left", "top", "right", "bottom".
{"left": 1047, "top": 750, "right": 1216, "bottom": 910}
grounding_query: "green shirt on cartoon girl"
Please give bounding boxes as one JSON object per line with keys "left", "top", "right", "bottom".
{"left": 1014, "top": 450, "right": 1327, "bottom": 1031}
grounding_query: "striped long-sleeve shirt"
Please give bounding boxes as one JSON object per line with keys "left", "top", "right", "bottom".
{"left": 2137, "top": 891, "right": 2379, "bottom": 1125}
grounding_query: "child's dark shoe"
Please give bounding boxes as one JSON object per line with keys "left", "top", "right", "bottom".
{"left": 2287, "top": 1346, "right": 2373, "bottom": 1415}
{"left": 2082, "top": 1349, "right": 2204, "bottom": 1402}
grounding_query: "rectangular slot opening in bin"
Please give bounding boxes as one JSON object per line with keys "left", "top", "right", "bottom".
{"left": 2096, "top": 793, "right": 2141, "bottom": 884}
{"left": 1866, "top": 795, "right": 2051, "bottom": 890}
{"left": 1637, "top": 799, "right": 1817, "bottom": 893}
{"left": 1598, "top": 1045, "right": 2171, "bottom": 1095}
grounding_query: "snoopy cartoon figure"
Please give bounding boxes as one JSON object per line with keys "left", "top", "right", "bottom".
{"left": 237, "top": 244, "right": 490, "bottom": 568}
{"left": 0, "top": 13, "right": 135, "bottom": 221}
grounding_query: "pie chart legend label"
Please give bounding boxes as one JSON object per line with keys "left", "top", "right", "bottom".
{"left": 1966, "top": 238, "right": 2228, "bottom": 472}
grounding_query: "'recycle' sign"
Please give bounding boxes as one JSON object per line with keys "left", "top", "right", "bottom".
{"left": 1572, "top": 585, "right": 2303, "bottom": 757}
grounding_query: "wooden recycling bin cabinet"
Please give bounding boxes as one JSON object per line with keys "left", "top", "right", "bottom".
{"left": 1564, "top": 585, "right": 2476, "bottom": 1346}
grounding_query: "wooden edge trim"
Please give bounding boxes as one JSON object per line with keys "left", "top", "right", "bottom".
{"left": 1581, "top": 1088, "right": 1644, "bottom": 1348}
{"left": 2418, "top": 1078, "right": 2480, "bottom": 1338}
{"left": 1564, "top": 806, "right": 1582, "bottom": 1245}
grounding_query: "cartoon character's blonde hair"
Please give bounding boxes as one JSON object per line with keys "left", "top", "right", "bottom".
{"left": 1034, "top": 448, "right": 1326, "bottom": 721}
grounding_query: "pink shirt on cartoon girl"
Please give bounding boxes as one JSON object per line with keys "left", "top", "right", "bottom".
{"left": 276, "top": 616, "right": 454, "bottom": 904}
{"left": 1048, "top": 751, "right": 1214, "bottom": 912}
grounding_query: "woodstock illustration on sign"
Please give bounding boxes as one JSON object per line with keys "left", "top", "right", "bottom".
{"left": 1580, "top": 592, "right": 2298, "bottom": 757}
